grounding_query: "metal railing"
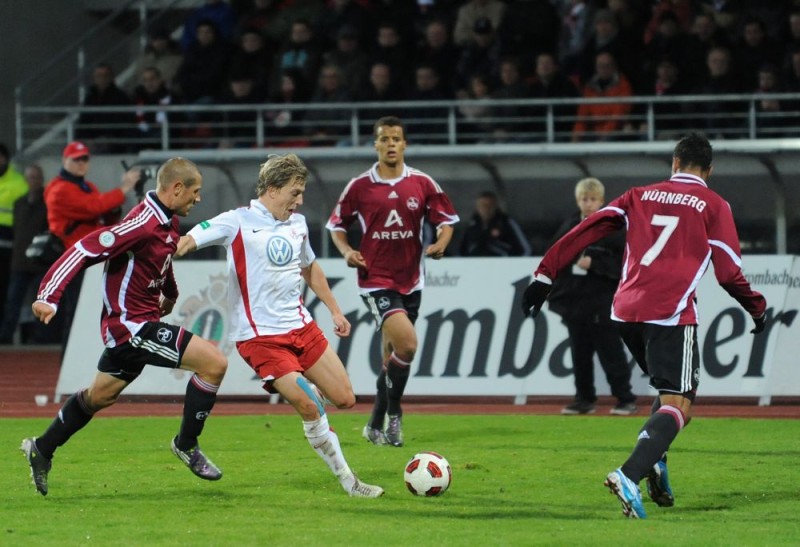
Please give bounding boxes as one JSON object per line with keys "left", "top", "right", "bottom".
{"left": 13, "top": 0, "right": 190, "bottom": 155}
{"left": 16, "top": 92, "right": 800, "bottom": 157}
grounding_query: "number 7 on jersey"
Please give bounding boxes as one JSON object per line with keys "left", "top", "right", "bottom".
{"left": 641, "top": 214, "right": 679, "bottom": 266}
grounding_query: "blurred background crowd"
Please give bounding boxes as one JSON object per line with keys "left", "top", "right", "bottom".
{"left": 73, "top": 0, "right": 800, "bottom": 150}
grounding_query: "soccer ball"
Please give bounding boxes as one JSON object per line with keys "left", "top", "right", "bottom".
{"left": 404, "top": 451, "right": 452, "bottom": 497}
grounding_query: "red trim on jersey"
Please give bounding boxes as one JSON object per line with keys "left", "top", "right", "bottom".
{"left": 176, "top": 327, "right": 186, "bottom": 354}
{"left": 297, "top": 291, "right": 310, "bottom": 324}
{"left": 232, "top": 229, "right": 259, "bottom": 336}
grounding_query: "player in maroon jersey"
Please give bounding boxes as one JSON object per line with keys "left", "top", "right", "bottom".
{"left": 326, "top": 116, "right": 459, "bottom": 447}
{"left": 521, "top": 133, "right": 767, "bottom": 519}
{"left": 20, "top": 158, "right": 228, "bottom": 496}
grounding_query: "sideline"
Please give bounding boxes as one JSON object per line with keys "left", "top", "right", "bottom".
{"left": 1, "top": 348, "right": 797, "bottom": 419}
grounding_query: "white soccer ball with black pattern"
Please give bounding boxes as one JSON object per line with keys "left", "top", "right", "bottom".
{"left": 404, "top": 451, "right": 452, "bottom": 497}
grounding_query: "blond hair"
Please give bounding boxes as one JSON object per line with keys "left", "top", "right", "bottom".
{"left": 575, "top": 177, "right": 604, "bottom": 200}
{"left": 256, "top": 153, "right": 308, "bottom": 197}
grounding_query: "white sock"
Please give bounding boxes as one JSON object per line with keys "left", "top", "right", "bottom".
{"left": 303, "top": 415, "right": 354, "bottom": 489}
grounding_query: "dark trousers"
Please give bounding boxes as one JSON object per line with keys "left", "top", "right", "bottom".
{"left": 0, "top": 272, "right": 63, "bottom": 344}
{"left": 59, "top": 270, "right": 85, "bottom": 355}
{"left": 0, "top": 270, "right": 50, "bottom": 343}
{"left": 0, "top": 247, "right": 10, "bottom": 329}
{"left": 565, "top": 317, "right": 636, "bottom": 404}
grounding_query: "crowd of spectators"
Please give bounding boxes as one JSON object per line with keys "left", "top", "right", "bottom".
{"left": 74, "top": 0, "right": 800, "bottom": 150}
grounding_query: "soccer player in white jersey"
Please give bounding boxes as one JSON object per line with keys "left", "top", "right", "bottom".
{"left": 176, "top": 153, "right": 383, "bottom": 498}
{"left": 22, "top": 158, "right": 228, "bottom": 496}
{"left": 521, "top": 134, "right": 767, "bottom": 519}
{"left": 326, "top": 116, "right": 460, "bottom": 447}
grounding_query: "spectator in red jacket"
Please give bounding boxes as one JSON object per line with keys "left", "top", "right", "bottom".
{"left": 45, "top": 142, "right": 139, "bottom": 249}
{"left": 44, "top": 141, "right": 140, "bottom": 351}
{"left": 571, "top": 51, "right": 634, "bottom": 142}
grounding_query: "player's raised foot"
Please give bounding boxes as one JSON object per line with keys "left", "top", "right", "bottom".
{"left": 170, "top": 437, "right": 222, "bottom": 481}
{"left": 362, "top": 425, "right": 387, "bottom": 445}
{"left": 604, "top": 468, "right": 646, "bottom": 519}
{"left": 646, "top": 459, "right": 674, "bottom": 507}
{"left": 561, "top": 400, "right": 596, "bottom": 415}
{"left": 20, "top": 437, "right": 51, "bottom": 496}
{"left": 385, "top": 415, "right": 404, "bottom": 447}
{"left": 348, "top": 475, "right": 385, "bottom": 498}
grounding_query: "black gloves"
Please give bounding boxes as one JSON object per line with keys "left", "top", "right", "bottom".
{"left": 751, "top": 314, "right": 766, "bottom": 334}
{"left": 521, "top": 279, "right": 551, "bottom": 317}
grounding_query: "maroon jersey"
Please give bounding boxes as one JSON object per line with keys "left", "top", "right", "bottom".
{"left": 37, "top": 192, "right": 179, "bottom": 347}
{"left": 326, "top": 163, "right": 459, "bottom": 294}
{"left": 536, "top": 173, "right": 766, "bottom": 325}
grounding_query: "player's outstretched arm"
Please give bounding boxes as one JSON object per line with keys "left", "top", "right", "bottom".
{"left": 32, "top": 301, "right": 57, "bottom": 324}
{"left": 175, "top": 235, "right": 198, "bottom": 258}
{"left": 159, "top": 295, "right": 176, "bottom": 317}
{"left": 330, "top": 230, "right": 366, "bottom": 268}
{"left": 750, "top": 313, "right": 766, "bottom": 334}
{"left": 520, "top": 274, "right": 552, "bottom": 317}
{"left": 301, "top": 261, "right": 351, "bottom": 337}
{"left": 425, "top": 224, "right": 454, "bottom": 260}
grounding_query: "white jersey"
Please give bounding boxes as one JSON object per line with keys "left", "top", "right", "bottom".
{"left": 188, "top": 199, "right": 316, "bottom": 340}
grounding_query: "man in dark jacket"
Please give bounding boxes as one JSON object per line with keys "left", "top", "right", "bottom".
{"left": 0, "top": 165, "right": 54, "bottom": 343}
{"left": 76, "top": 63, "right": 135, "bottom": 152}
{"left": 459, "top": 191, "right": 530, "bottom": 257}
{"left": 547, "top": 177, "right": 637, "bottom": 415}
{"left": 528, "top": 52, "right": 580, "bottom": 141}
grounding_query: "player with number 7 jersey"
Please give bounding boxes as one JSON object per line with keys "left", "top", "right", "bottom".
{"left": 534, "top": 169, "right": 765, "bottom": 325}
{"left": 526, "top": 134, "right": 766, "bottom": 520}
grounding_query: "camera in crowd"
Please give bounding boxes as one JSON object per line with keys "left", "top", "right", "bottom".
{"left": 134, "top": 168, "right": 154, "bottom": 200}
{"left": 122, "top": 160, "right": 155, "bottom": 201}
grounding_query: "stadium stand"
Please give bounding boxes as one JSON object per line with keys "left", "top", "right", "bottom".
{"left": 9, "top": 0, "right": 800, "bottom": 258}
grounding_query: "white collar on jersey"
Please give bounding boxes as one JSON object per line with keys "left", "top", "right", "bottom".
{"left": 669, "top": 173, "right": 707, "bottom": 187}
{"left": 144, "top": 191, "right": 172, "bottom": 224}
{"left": 369, "top": 162, "right": 409, "bottom": 185}
{"left": 250, "top": 198, "right": 291, "bottom": 223}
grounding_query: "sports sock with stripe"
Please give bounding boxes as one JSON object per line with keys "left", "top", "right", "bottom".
{"left": 386, "top": 352, "right": 411, "bottom": 417}
{"left": 36, "top": 390, "right": 95, "bottom": 459}
{"left": 621, "top": 405, "right": 685, "bottom": 482}
{"left": 176, "top": 374, "right": 219, "bottom": 451}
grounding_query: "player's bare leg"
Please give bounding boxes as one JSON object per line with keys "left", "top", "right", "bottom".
{"left": 276, "top": 369, "right": 383, "bottom": 497}
{"left": 304, "top": 345, "right": 355, "bottom": 409}
{"left": 379, "top": 313, "right": 417, "bottom": 446}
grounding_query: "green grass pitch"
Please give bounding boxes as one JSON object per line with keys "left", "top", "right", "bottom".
{"left": 2, "top": 413, "right": 798, "bottom": 546}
